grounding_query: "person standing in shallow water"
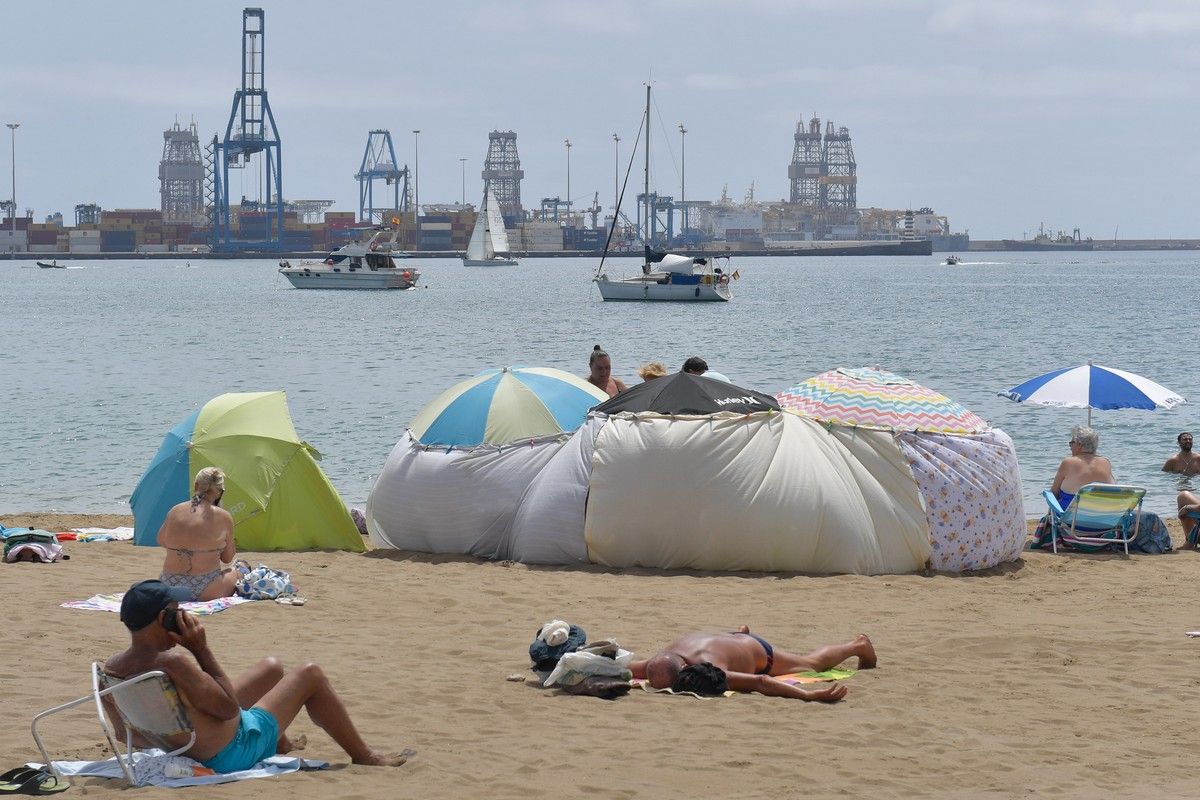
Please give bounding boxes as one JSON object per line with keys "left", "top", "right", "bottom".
{"left": 586, "top": 345, "right": 627, "bottom": 397}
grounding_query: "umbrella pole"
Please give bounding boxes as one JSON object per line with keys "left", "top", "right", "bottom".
{"left": 1087, "top": 406, "right": 1091, "bottom": 427}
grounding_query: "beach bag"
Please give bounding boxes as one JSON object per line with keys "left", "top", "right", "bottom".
{"left": 235, "top": 563, "right": 296, "bottom": 599}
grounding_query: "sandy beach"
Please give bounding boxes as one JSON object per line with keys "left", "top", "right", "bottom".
{"left": 2, "top": 512, "right": 1198, "bottom": 799}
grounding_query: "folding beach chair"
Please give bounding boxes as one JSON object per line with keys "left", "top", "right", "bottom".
{"left": 31, "top": 662, "right": 195, "bottom": 786}
{"left": 1041, "top": 483, "right": 1146, "bottom": 555}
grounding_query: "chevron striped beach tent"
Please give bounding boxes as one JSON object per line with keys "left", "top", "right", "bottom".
{"left": 776, "top": 366, "right": 989, "bottom": 434}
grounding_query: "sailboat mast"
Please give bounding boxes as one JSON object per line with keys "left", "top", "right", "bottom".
{"left": 644, "top": 83, "right": 650, "bottom": 243}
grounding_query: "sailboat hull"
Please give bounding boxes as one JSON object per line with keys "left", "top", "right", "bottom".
{"left": 462, "top": 257, "right": 519, "bottom": 267}
{"left": 595, "top": 276, "right": 731, "bottom": 302}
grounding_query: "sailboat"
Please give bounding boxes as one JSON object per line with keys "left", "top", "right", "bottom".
{"left": 594, "top": 84, "right": 733, "bottom": 302}
{"left": 463, "top": 186, "right": 518, "bottom": 266}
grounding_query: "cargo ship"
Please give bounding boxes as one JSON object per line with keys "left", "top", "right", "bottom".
{"left": 1002, "top": 226, "right": 1093, "bottom": 252}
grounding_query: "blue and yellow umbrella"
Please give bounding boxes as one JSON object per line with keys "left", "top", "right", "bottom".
{"left": 409, "top": 367, "right": 609, "bottom": 447}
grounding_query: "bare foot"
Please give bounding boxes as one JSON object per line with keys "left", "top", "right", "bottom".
{"left": 854, "top": 634, "right": 877, "bottom": 669}
{"left": 278, "top": 733, "right": 307, "bottom": 754}
{"left": 353, "top": 749, "right": 410, "bottom": 767}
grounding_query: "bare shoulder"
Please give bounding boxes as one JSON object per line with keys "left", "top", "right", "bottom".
{"left": 214, "top": 506, "right": 234, "bottom": 525}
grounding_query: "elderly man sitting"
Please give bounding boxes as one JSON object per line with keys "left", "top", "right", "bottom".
{"left": 1050, "top": 425, "right": 1115, "bottom": 510}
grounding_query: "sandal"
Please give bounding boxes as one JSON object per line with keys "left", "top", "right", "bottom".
{"left": 0, "top": 769, "right": 39, "bottom": 791}
{"left": 3, "top": 770, "right": 68, "bottom": 795}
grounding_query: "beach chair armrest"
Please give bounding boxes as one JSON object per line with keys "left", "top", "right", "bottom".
{"left": 1043, "top": 490, "right": 1064, "bottom": 516}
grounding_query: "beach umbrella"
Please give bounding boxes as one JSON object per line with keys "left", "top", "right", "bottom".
{"left": 131, "top": 391, "right": 363, "bottom": 552}
{"left": 409, "top": 367, "right": 609, "bottom": 448}
{"left": 777, "top": 366, "right": 989, "bottom": 434}
{"left": 1000, "top": 361, "right": 1185, "bottom": 425}
{"left": 592, "top": 371, "right": 780, "bottom": 415}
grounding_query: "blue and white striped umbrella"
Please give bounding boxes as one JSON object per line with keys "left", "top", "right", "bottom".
{"left": 1001, "top": 361, "right": 1184, "bottom": 424}
{"left": 409, "top": 366, "right": 609, "bottom": 448}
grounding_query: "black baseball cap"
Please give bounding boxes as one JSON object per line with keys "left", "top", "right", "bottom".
{"left": 120, "top": 580, "right": 190, "bottom": 631}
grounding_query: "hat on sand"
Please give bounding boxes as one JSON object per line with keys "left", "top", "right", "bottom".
{"left": 120, "top": 579, "right": 191, "bottom": 631}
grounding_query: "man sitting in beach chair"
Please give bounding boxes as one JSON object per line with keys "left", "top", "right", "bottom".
{"left": 628, "top": 627, "right": 875, "bottom": 701}
{"left": 100, "top": 580, "right": 409, "bottom": 773}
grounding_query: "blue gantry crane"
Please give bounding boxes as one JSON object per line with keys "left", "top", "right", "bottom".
{"left": 356, "top": 130, "right": 409, "bottom": 224}
{"left": 209, "top": 7, "right": 284, "bottom": 252}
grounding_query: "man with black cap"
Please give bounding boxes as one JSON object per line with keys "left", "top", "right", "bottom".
{"left": 103, "top": 580, "right": 408, "bottom": 773}
{"left": 681, "top": 356, "right": 708, "bottom": 375}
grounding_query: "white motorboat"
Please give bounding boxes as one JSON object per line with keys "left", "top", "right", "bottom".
{"left": 37, "top": 259, "right": 67, "bottom": 269}
{"left": 944, "top": 255, "right": 962, "bottom": 265}
{"left": 279, "top": 228, "right": 419, "bottom": 290}
{"left": 463, "top": 186, "right": 517, "bottom": 266}
{"left": 594, "top": 84, "right": 735, "bottom": 302}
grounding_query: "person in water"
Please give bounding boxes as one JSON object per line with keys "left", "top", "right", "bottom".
{"left": 158, "top": 467, "right": 238, "bottom": 601}
{"left": 681, "top": 356, "right": 708, "bottom": 375}
{"left": 628, "top": 627, "right": 875, "bottom": 701}
{"left": 103, "top": 580, "right": 409, "bottom": 773}
{"left": 586, "top": 345, "right": 627, "bottom": 397}
{"left": 637, "top": 361, "right": 667, "bottom": 382}
{"left": 1049, "top": 425, "right": 1115, "bottom": 509}
{"left": 1162, "top": 432, "right": 1200, "bottom": 475}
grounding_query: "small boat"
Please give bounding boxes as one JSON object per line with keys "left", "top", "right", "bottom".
{"left": 463, "top": 186, "right": 517, "bottom": 266}
{"left": 594, "top": 84, "right": 734, "bottom": 302}
{"left": 37, "top": 259, "right": 67, "bottom": 269}
{"left": 278, "top": 227, "right": 419, "bottom": 290}
{"left": 944, "top": 255, "right": 961, "bottom": 265}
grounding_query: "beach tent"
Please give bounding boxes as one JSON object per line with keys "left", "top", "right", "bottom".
{"left": 779, "top": 367, "right": 1025, "bottom": 571}
{"left": 371, "top": 367, "right": 1024, "bottom": 574}
{"left": 131, "top": 391, "right": 363, "bottom": 552}
{"left": 367, "top": 367, "right": 608, "bottom": 554}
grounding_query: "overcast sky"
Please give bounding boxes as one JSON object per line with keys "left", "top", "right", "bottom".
{"left": 2, "top": 0, "right": 1197, "bottom": 238}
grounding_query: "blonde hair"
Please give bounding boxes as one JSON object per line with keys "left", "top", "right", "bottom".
{"left": 637, "top": 361, "right": 668, "bottom": 380}
{"left": 192, "top": 467, "right": 226, "bottom": 507}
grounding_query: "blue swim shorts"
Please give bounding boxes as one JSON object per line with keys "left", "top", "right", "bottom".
{"left": 201, "top": 707, "right": 280, "bottom": 773}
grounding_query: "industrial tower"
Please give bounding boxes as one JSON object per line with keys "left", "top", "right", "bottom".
{"left": 160, "top": 120, "right": 205, "bottom": 224}
{"left": 209, "top": 7, "right": 284, "bottom": 252}
{"left": 356, "top": 130, "right": 410, "bottom": 223}
{"left": 820, "top": 121, "right": 857, "bottom": 221}
{"left": 481, "top": 131, "right": 523, "bottom": 220}
{"left": 74, "top": 204, "right": 102, "bottom": 226}
{"left": 787, "top": 116, "right": 823, "bottom": 206}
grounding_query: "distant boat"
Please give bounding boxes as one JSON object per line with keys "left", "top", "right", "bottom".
{"left": 944, "top": 255, "right": 961, "bottom": 265}
{"left": 36, "top": 259, "right": 67, "bottom": 269}
{"left": 594, "top": 84, "right": 734, "bottom": 302}
{"left": 463, "top": 186, "right": 517, "bottom": 266}
{"left": 278, "top": 227, "right": 419, "bottom": 290}
{"left": 1002, "top": 225, "right": 1094, "bottom": 252}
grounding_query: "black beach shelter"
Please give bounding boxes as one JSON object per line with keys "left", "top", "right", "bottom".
{"left": 591, "top": 371, "right": 780, "bottom": 416}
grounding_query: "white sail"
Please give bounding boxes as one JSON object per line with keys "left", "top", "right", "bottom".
{"left": 466, "top": 194, "right": 488, "bottom": 261}
{"left": 486, "top": 194, "right": 510, "bottom": 255}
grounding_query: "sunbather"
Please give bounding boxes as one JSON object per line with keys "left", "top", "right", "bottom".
{"left": 103, "top": 580, "right": 408, "bottom": 773}
{"left": 1050, "top": 425, "right": 1115, "bottom": 508}
{"left": 157, "top": 467, "right": 238, "bottom": 601}
{"left": 628, "top": 627, "right": 875, "bottom": 701}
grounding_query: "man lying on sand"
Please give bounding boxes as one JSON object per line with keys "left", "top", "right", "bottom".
{"left": 103, "top": 580, "right": 408, "bottom": 773}
{"left": 629, "top": 627, "right": 875, "bottom": 702}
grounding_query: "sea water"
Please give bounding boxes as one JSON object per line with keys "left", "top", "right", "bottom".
{"left": 0, "top": 251, "right": 1196, "bottom": 516}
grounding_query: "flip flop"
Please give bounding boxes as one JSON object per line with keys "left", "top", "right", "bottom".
{"left": 3, "top": 770, "right": 68, "bottom": 795}
{"left": 0, "top": 769, "right": 39, "bottom": 790}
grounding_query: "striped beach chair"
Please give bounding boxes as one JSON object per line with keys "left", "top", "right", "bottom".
{"left": 1185, "top": 509, "right": 1200, "bottom": 549}
{"left": 1041, "top": 483, "right": 1146, "bottom": 555}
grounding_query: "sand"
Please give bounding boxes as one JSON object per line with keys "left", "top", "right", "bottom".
{"left": 2, "top": 512, "right": 1198, "bottom": 799}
